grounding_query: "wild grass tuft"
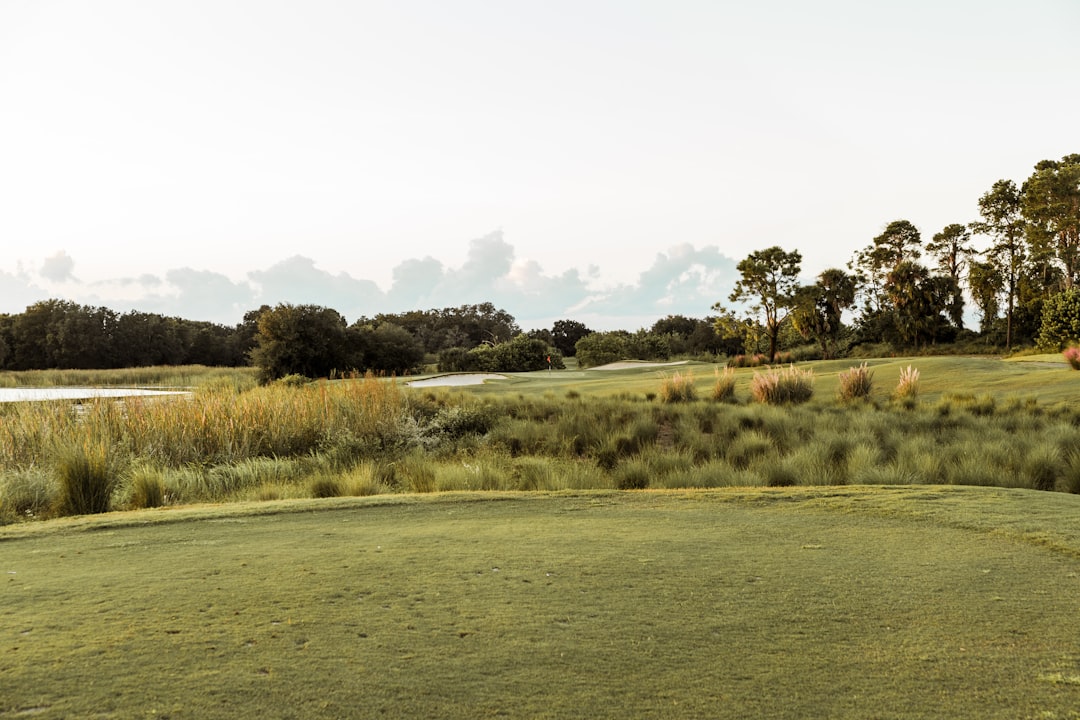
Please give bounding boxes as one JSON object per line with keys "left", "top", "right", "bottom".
{"left": 712, "top": 367, "right": 737, "bottom": 402}
{"left": 749, "top": 365, "right": 814, "bottom": 405}
{"left": 659, "top": 371, "right": 696, "bottom": 403}
{"left": 54, "top": 438, "right": 119, "bottom": 516}
{"left": 837, "top": 363, "right": 874, "bottom": 402}
{"left": 614, "top": 459, "right": 650, "bottom": 490}
{"left": 893, "top": 365, "right": 920, "bottom": 400}
{"left": 126, "top": 465, "right": 166, "bottom": 509}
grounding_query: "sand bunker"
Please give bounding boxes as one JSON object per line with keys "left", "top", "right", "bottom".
{"left": 588, "top": 360, "right": 690, "bottom": 371}
{"left": 407, "top": 373, "right": 507, "bottom": 388}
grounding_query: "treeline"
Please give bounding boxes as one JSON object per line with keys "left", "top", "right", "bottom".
{"left": 710, "top": 153, "right": 1080, "bottom": 359}
{"left": 0, "top": 300, "right": 252, "bottom": 370}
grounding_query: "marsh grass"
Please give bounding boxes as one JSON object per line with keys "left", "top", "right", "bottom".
{"left": 54, "top": 438, "right": 120, "bottom": 516}
{"left": 8, "top": 359, "right": 1080, "bottom": 522}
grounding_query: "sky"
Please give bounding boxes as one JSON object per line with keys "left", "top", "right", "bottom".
{"left": 1, "top": 0, "right": 1078, "bottom": 332}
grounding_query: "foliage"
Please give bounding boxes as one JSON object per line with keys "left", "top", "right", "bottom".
{"left": 725, "top": 246, "right": 803, "bottom": 362}
{"left": 749, "top": 365, "right": 814, "bottom": 405}
{"left": 0, "top": 299, "right": 247, "bottom": 371}
{"left": 1064, "top": 347, "right": 1080, "bottom": 370}
{"left": 550, "top": 319, "right": 593, "bottom": 357}
{"left": 971, "top": 178, "right": 1027, "bottom": 349}
{"left": 789, "top": 268, "right": 856, "bottom": 358}
{"left": 356, "top": 321, "right": 425, "bottom": 374}
{"left": 837, "top": 363, "right": 874, "bottom": 402}
{"left": 1037, "top": 288, "right": 1080, "bottom": 350}
{"left": 1022, "top": 154, "right": 1080, "bottom": 290}
{"left": 463, "top": 334, "right": 563, "bottom": 372}
{"left": 574, "top": 331, "right": 630, "bottom": 368}
{"left": 250, "top": 303, "right": 355, "bottom": 383}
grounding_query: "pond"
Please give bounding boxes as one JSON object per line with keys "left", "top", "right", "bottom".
{"left": 0, "top": 388, "right": 191, "bottom": 403}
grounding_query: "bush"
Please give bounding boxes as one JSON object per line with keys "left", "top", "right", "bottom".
{"left": 712, "top": 367, "right": 737, "bottom": 402}
{"left": 54, "top": 439, "right": 119, "bottom": 516}
{"left": 749, "top": 365, "right": 814, "bottom": 405}
{"left": 837, "top": 363, "right": 874, "bottom": 402}
{"left": 1064, "top": 347, "right": 1080, "bottom": 370}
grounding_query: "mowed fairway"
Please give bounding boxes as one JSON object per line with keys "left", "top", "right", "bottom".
{"left": 3, "top": 488, "right": 1080, "bottom": 719}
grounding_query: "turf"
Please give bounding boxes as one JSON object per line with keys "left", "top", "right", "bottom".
{"left": 3, "top": 487, "right": 1080, "bottom": 719}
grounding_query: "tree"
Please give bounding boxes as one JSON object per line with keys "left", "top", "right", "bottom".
{"left": 927, "top": 223, "right": 974, "bottom": 328}
{"left": 789, "top": 268, "right": 856, "bottom": 358}
{"left": 971, "top": 179, "right": 1027, "bottom": 349}
{"left": 885, "top": 261, "right": 952, "bottom": 348}
{"left": 1022, "top": 155, "right": 1080, "bottom": 289}
{"left": 550, "top": 319, "right": 592, "bottom": 357}
{"left": 726, "top": 246, "right": 803, "bottom": 362}
{"left": 1036, "top": 288, "right": 1080, "bottom": 350}
{"left": 967, "top": 260, "right": 1003, "bottom": 336}
{"left": 850, "top": 220, "right": 923, "bottom": 318}
{"left": 574, "top": 332, "right": 630, "bottom": 368}
{"left": 359, "top": 322, "right": 425, "bottom": 374}
{"left": 250, "top": 304, "right": 354, "bottom": 382}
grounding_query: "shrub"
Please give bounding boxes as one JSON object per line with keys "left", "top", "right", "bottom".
{"left": 712, "top": 367, "right": 737, "bottom": 402}
{"left": 428, "top": 405, "right": 493, "bottom": 439}
{"left": 54, "top": 439, "right": 119, "bottom": 516}
{"left": 659, "top": 371, "right": 696, "bottom": 403}
{"left": 893, "top": 365, "right": 920, "bottom": 400}
{"left": 749, "top": 365, "right": 814, "bottom": 405}
{"left": 837, "top": 363, "right": 873, "bottom": 402}
{"left": 1064, "top": 347, "right": 1080, "bottom": 370}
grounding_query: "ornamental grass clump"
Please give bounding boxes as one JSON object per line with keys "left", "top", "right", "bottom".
{"left": 893, "top": 365, "right": 921, "bottom": 400}
{"left": 749, "top": 365, "right": 814, "bottom": 405}
{"left": 1064, "top": 347, "right": 1080, "bottom": 370}
{"left": 837, "top": 363, "right": 874, "bottom": 402}
{"left": 659, "top": 371, "right": 696, "bottom": 403}
{"left": 712, "top": 367, "right": 737, "bottom": 402}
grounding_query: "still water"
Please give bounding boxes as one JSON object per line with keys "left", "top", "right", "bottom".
{"left": 0, "top": 388, "right": 190, "bottom": 403}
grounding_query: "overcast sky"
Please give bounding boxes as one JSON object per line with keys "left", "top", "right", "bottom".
{"left": 2, "top": 0, "right": 1077, "bottom": 331}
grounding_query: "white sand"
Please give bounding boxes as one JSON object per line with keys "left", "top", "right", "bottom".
{"left": 407, "top": 374, "right": 508, "bottom": 387}
{"left": 588, "top": 360, "right": 690, "bottom": 371}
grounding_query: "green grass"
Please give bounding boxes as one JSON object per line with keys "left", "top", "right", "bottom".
{"left": 2, "top": 487, "right": 1080, "bottom": 718}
